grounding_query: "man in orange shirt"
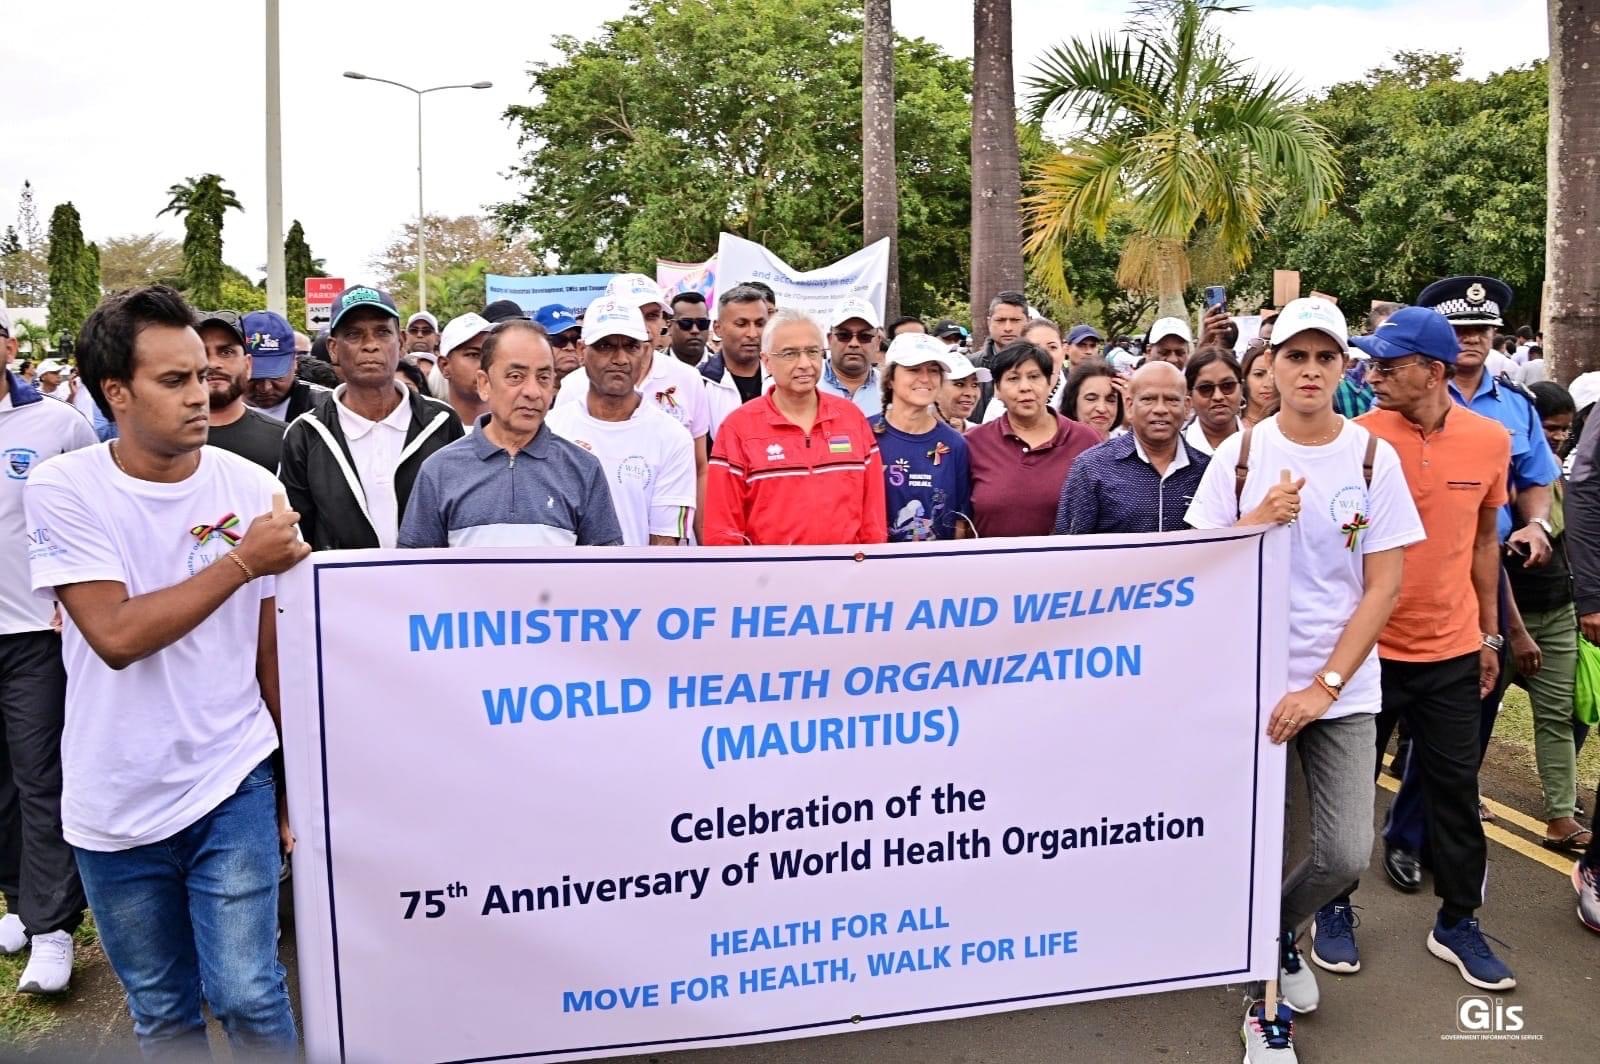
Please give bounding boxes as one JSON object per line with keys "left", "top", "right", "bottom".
{"left": 1314, "top": 307, "right": 1516, "bottom": 992}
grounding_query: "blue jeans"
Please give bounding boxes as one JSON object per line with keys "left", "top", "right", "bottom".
{"left": 74, "top": 759, "right": 296, "bottom": 1059}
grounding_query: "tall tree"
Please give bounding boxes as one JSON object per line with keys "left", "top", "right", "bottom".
{"left": 862, "top": 0, "right": 900, "bottom": 319}
{"left": 1, "top": 181, "right": 49, "bottom": 303}
{"left": 372, "top": 214, "right": 544, "bottom": 309}
{"left": 159, "top": 174, "right": 242, "bottom": 309}
{"left": 99, "top": 232, "right": 185, "bottom": 292}
{"left": 1545, "top": 0, "right": 1600, "bottom": 380}
{"left": 46, "top": 203, "right": 94, "bottom": 343}
{"left": 284, "top": 220, "right": 326, "bottom": 299}
{"left": 81, "top": 241, "right": 101, "bottom": 309}
{"left": 1022, "top": 0, "right": 1339, "bottom": 320}
{"left": 970, "top": 0, "right": 1025, "bottom": 345}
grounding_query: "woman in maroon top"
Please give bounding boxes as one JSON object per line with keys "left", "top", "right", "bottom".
{"left": 966, "top": 341, "right": 1101, "bottom": 536}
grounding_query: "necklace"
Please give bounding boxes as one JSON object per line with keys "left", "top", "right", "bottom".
{"left": 109, "top": 440, "right": 127, "bottom": 473}
{"left": 1279, "top": 418, "right": 1342, "bottom": 447}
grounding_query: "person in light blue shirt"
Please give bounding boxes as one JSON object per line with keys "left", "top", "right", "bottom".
{"left": 818, "top": 297, "right": 883, "bottom": 417}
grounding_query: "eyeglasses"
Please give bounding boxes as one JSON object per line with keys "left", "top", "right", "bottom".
{"left": 588, "top": 338, "right": 643, "bottom": 355}
{"left": 674, "top": 317, "right": 711, "bottom": 331}
{"left": 833, "top": 328, "right": 876, "bottom": 344}
{"left": 1192, "top": 379, "right": 1240, "bottom": 398}
{"left": 1368, "top": 357, "right": 1427, "bottom": 379}
{"left": 549, "top": 332, "right": 579, "bottom": 349}
{"left": 771, "top": 346, "right": 823, "bottom": 363}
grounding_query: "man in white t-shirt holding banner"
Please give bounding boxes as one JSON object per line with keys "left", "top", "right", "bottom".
{"left": 24, "top": 285, "right": 310, "bottom": 1056}
{"left": 546, "top": 298, "right": 697, "bottom": 545}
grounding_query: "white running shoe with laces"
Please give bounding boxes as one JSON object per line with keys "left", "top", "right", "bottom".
{"left": 0, "top": 913, "right": 28, "bottom": 955}
{"left": 17, "top": 929, "right": 72, "bottom": 994}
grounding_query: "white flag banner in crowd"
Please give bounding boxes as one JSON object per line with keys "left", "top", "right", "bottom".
{"left": 484, "top": 272, "right": 615, "bottom": 314}
{"left": 277, "top": 528, "right": 1288, "bottom": 1063}
{"left": 716, "top": 232, "right": 889, "bottom": 326}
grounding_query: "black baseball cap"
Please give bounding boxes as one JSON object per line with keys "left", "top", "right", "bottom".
{"left": 195, "top": 309, "right": 246, "bottom": 345}
{"left": 482, "top": 299, "right": 530, "bottom": 324}
{"left": 329, "top": 286, "right": 400, "bottom": 331}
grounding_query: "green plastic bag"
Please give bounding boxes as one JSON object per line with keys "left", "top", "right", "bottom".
{"left": 1577, "top": 636, "right": 1600, "bottom": 726}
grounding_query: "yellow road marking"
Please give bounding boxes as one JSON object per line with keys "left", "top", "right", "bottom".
{"left": 1375, "top": 770, "right": 1573, "bottom": 876}
{"left": 1379, "top": 754, "right": 1550, "bottom": 837}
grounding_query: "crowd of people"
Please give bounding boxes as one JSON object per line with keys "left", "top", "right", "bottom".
{"left": 0, "top": 263, "right": 1598, "bottom": 1062}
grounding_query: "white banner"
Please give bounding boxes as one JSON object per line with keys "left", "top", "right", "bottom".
{"left": 715, "top": 233, "right": 889, "bottom": 327}
{"left": 277, "top": 530, "right": 1288, "bottom": 1063}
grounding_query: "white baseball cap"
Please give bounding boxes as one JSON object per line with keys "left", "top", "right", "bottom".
{"left": 582, "top": 296, "right": 650, "bottom": 345}
{"left": 1270, "top": 297, "right": 1348, "bottom": 352}
{"left": 440, "top": 313, "right": 492, "bottom": 360}
{"left": 829, "top": 296, "right": 882, "bottom": 330}
{"left": 405, "top": 311, "right": 439, "bottom": 331}
{"left": 945, "top": 350, "right": 992, "bottom": 383}
{"left": 1147, "top": 317, "right": 1193, "bottom": 345}
{"left": 604, "top": 273, "right": 665, "bottom": 310}
{"left": 1569, "top": 370, "right": 1600, "bottom": 414}
{"left": 884, "top": 333, "right": 956, "bottom": 372}
{"left": 37, "top": 358, "right": 67, "bottom": 375}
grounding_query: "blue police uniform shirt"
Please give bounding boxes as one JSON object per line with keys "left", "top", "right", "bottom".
{"left": 1449, "top": 371, "right": 1561, "bottom": 540}
{"left": 869, "top": 416, "right": 971, "bottom": 541}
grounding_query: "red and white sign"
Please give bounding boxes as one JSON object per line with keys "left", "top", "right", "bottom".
{"left": 305, "top": 277, "right": 345, "bottom": 333}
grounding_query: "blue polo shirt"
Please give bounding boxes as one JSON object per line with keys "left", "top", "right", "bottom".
{"left": 1449, "top": 372, "right": 1561, "bottom": 540}
{"left": 398, "top": 417, "right": 623, "bottom": 547}
{"left": 869, "top": 416, "right": 971, "bottom": 540}
{"left": 818, "top": 361, "right": 883, "bottom": 417}
{"left": 1054, "top": 432, "right": 1210, "bottom": 534}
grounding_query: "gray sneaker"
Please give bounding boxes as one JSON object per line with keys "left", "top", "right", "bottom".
{"left": 1577, "top": 861, "right": 1600, "bottom": 934}
{"left": 1241, "top": 999, "right": 1298, "bottom": 1063}
{"left": 1277, "top": 930, "right": 1320, "bottom": 1013}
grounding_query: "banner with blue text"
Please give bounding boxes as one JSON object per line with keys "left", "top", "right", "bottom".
{"left": 276, "top": 529, "right": 1289, "bottom": 1063}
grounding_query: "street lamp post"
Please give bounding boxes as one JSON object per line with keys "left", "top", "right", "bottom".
{"left": 342, "top": 72, "right": 493, "bottom": 314}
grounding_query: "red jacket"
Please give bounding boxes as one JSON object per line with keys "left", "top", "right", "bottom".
{"left": 706, "top": 390, "right": 887, "bottom": 545}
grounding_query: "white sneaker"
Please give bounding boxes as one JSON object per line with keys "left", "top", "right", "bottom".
{"left": 17, "top": 929, "right": 72, "bottom": 994}
{"left": 1277, "top": 931, "right": 1320, "bottom": 1014}
{"left": 0, "top": 913, "right": 28, "bottom": 954}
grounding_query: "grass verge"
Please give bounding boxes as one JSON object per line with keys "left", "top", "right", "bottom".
{"left": 1494, "top": 686, "right": 1600, "bottom": 803}
{"left": 0, "top": 901, "right": 101, "bottom": 1047}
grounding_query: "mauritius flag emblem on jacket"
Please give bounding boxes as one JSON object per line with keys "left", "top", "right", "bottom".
{"left": 828, "top": 436, "right": 853, "bottom": 454}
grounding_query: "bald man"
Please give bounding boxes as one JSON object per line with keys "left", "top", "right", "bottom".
{"left": 1055, "top": 361, "right": 1211, "bottom": 533}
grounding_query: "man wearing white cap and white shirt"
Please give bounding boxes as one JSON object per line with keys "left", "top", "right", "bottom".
{"left": 1146, "top": 317, "right": 1194, "bottom": 370}
{"left": 547, "top": 299, "right": 697, "bottom": 545}
{"left": 561, "top": 279, "right": 712, "bottom": 537}
{"left": 436, "top": 313, "right": 493, "bottom": 429}
{"left": 605, "top": 273, "right": 671, "bottom": 353}
{"left": 33, "top": 360, "right": 68, "bottom": 402}
{"left": 403, "top": 311, "right": 448, "bottom": 399}
{"left": 818, "top": 296, "right": 883, "bottom": 417}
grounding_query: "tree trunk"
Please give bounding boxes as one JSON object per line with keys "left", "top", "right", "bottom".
{"left": 1545, "top": 0, "right": 1600, "bottom": 382}
{"left": 969, "top": 0, "right": 1025, "bottom": 347}
{"left": 863, "top": 0, "right": 900, "bottom": 321}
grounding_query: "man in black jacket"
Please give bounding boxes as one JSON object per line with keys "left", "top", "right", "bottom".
{"left": 279, "top": 286, "right": 463, "bottom": 549}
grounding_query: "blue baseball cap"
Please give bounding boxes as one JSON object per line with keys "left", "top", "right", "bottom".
{"left": 1356, "top": 306, "right": 1460, "bottom": 364}
{"left": 1066, "top": 324, "right": 1102, "bottom": 345}
{"left": 242, "top": 311, "right": 297, "bottom": 379}
{"left": 533, "top": 304, "right": 579, "bottom": 336}
{"left": 329, "top": 285, "right": 399, "bottom": 331}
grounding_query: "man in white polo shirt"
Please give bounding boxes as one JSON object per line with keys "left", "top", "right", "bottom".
{"left": 0, "top": 312, "right": 96, "bottom": 994}
{"left": 547, "top": 299, "right": 696, "bottom": 545}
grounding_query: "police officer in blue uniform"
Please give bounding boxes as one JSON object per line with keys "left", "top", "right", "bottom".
{"left": 1379, "top": 275, "right": 1561, "bottom": 892}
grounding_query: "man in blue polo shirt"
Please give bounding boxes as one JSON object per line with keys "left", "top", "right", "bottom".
{"left": 399, "top": 319, "right": 623, "bottom": 548}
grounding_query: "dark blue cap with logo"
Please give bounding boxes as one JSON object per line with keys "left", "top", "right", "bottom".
{"left": 242, "top": 310, "right": 297, "bottom": 379}
{"left": 1354, "top": 306, "right": 1461, "bottom": 364}
{"left": 1416, "top": 275, "right": 1513, "bottom": 328}
{"left": 329, "top": 285, "right": 399, "bottom": 331}
{"left": 533, "top": 304, "right": 580, "bottom": 335}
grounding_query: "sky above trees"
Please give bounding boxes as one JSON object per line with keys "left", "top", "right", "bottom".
{"left": 0, "top": 0, "right": 1548, "bottom": 287}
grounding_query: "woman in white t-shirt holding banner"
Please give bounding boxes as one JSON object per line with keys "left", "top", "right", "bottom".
{"left": 1186, "top": 297, "right": 1424, "bottom": 1061}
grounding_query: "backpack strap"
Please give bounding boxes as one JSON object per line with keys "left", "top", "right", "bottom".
{"left": 1234, "top": 422, "right": 1255, "bottom": 519}
{"left": 1362, "top": 431, "right": 1378, "bottom": 488}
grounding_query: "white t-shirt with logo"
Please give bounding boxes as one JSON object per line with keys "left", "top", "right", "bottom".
{"left": 1185, "top": 417, "right": 1424, "bottom": 718}
{"left": 556, "top": 352, "right": 711, "bottom": 443}
{"left": 0, "top": 392, "right": 97, "bottom": 634}
{"left": 546, "top": 400, "right": 697, "bottom": 545}
{"left": 25, "top": 445, "right": 282, "bottom": 851}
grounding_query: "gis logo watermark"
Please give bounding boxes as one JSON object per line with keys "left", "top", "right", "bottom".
{"left": 1443, "top": 996, "right": 1541, "bottom": 1042}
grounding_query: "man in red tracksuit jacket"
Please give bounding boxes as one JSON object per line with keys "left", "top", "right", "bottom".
{"left": 705, "top": 310, "right": 887, "bottom": 546}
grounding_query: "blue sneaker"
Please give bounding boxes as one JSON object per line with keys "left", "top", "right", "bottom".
{"left": 1427, "top": 915, "right": 1515, "bottom": 990}
{"left": 1240, "top": 999, "right": 1297, "bottom": 1063}
{"left": 1310, "top": 902, "right": 1360, "bottom": 973}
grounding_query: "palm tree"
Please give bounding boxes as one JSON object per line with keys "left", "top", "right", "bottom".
{"left": 970, "top": 0, "right": 1025, "bottom": 345}
{"left": 158, "top": 174, "right": 242, "bottom": 221}
{"left": 1545, "top": 0, "right": 1600, "bottom": 380}
{"left": 862, "top": 0, "right": 900, "bottom": 320}
{"left": 158, "top": 174, "right": 242, "bottom": 309}
{"left": 1022, "top": 0, "right": 1339, "bottom": 320}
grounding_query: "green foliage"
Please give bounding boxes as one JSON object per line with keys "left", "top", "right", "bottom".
{"left": 98, "top": 232, "right": 185, "bottom": 292}
{"left": 1234, "top": 53, "right": 1548, "bottom": 324}
{"left": 372, "top": 214, "right": 543, "bottom": 309}
{"left": 395, "top": 259, "right": 493, "bottom": 324}
{"left": 46, "top": 203, "right": 97, "bottom": 343}
{"left": 1022, "top": 0, "right": 1340, "bottom": 315}
{"left": 218, "top": 266, "right": 268, "bottom": 314}
{"left": 284, "top": 219, "right": 325, "bottom": 297}
{"left": 494, "top": 0, "right": 975, "bottom": 316}
{"left": 159, "top": 174, "right": 242, "bottom": 309}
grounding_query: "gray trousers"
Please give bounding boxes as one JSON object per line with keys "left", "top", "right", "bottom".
{"left": 1281, "top": 712, "right": 1376, "bottom": 934}
{"left": 0, "top": 630, "right": 85, "bottom": 935}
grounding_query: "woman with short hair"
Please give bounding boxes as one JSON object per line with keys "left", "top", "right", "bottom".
{"left": 871, "top": 335, "right": 972, "bottom": 541}
{"left": 1060, "top": 359, "right": 1125, "bottom": 438}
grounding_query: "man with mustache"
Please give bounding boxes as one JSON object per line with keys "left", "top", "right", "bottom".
{"left": 198, "top": 310, "right": 286, "bottom": 473}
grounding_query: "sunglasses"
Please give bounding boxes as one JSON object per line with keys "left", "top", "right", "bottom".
{"left": 1192, "top": 379, "right": 1240, "bottom": 398}
{"left": 674, "top": 317, "right": 711, "bottom": 331}
{"left": 549, "top": 332, "right": 579, "bottom": 349}
{"left": 833, "top": 328, "right": 876, "bottom": 344}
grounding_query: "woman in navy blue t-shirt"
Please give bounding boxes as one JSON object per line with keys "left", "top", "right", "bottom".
{"left": 869, "top": 334, "right": 973, "bottom": 541}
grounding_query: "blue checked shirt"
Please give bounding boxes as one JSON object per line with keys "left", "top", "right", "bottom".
{"left": 1054, "top": 432, "right": 1211, "bottom": 534}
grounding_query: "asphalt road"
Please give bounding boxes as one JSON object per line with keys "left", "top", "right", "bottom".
{"left": 19, "top": 738, "right": 1597, "bottom": 1063}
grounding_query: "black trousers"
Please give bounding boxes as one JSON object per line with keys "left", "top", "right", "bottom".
{"left": 0, "top": 630, "right": 85, "bottom": 935}
{"left": 1372, "top": 652, "right": 1486, "bottom": 922}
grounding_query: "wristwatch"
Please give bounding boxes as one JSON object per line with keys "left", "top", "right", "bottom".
{"left": 1314, "top": 670, "right": 1344, "bottom": 700}
{"left": 1530, "top": 516, "right": 1554, "bottom": 537}
{"left": 1482, "top": 633, "right": 1506, "bottom": 652}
